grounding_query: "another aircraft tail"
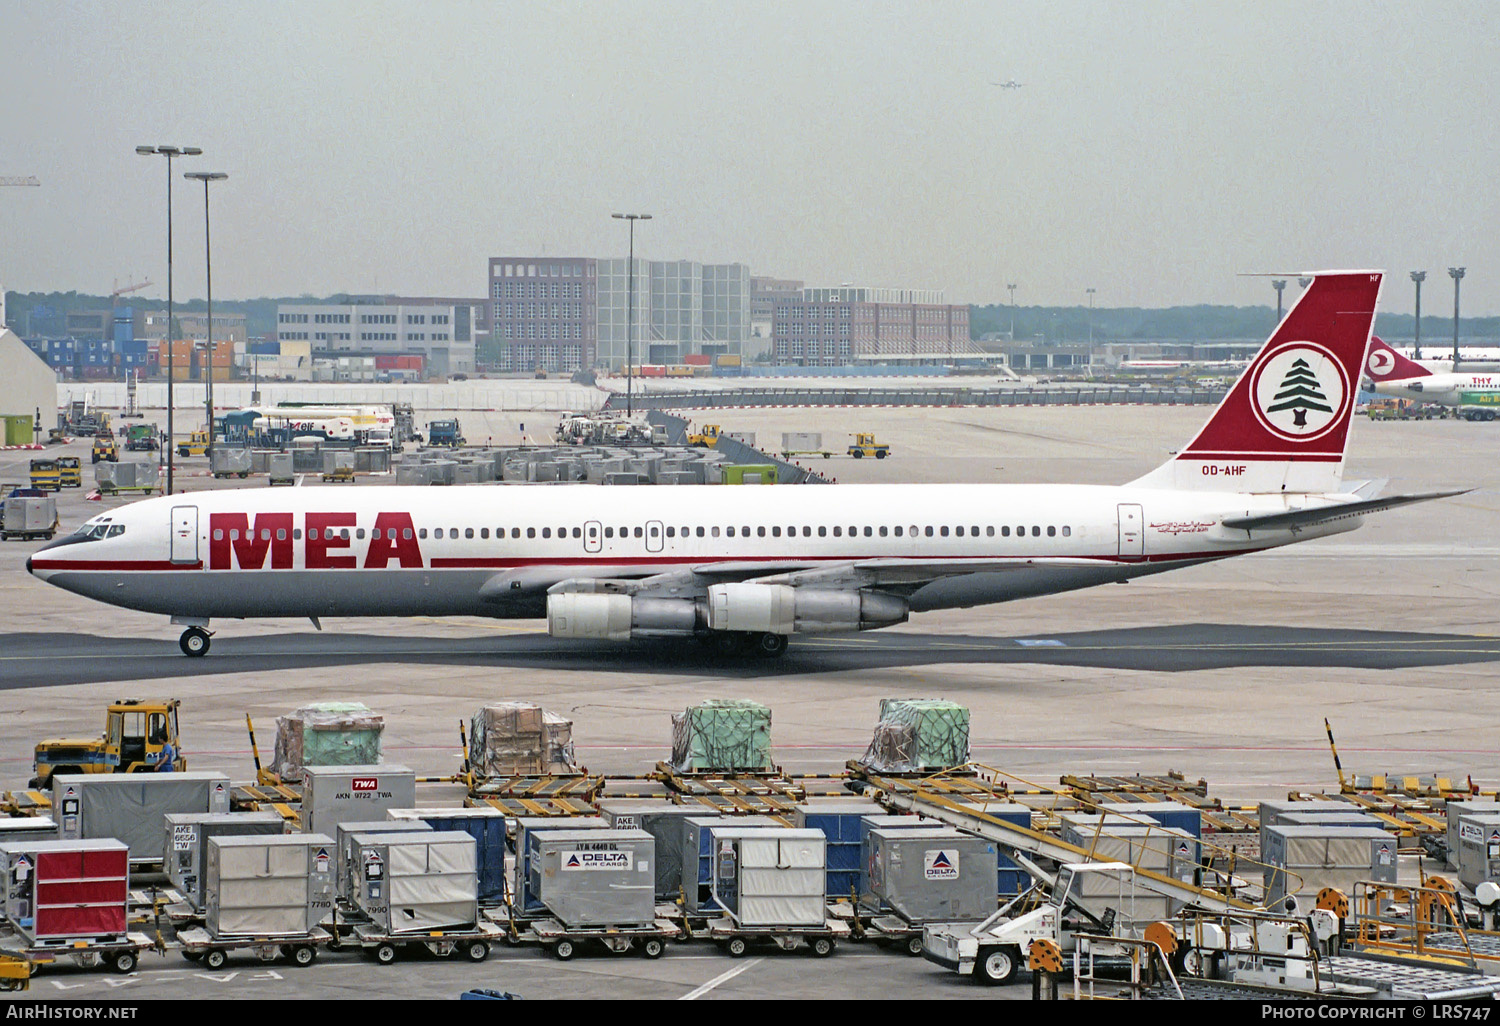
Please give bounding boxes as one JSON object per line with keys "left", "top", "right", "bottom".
{"left": 1130, "top": 271, "right": 1382, "bottom": 494}
{"left": 1364, "top": 335, "right": 1434, "bottom": 382}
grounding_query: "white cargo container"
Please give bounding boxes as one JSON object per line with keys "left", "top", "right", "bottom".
{"left": 526, "top": 828, "right": 655, "bottom": 929}
{"left": 163, "top": 811, "right": 286, "bottom": 911}
{"left": 1262, "top": 825, "right": 1398, "bottom": 905}
{"left": 1456, "top": 813, "right": 1500, "bottom": 892}
{"left": 863, "top": 827, "right": 998, "bottom": 924}
{"left": 335, "top": 820, "right": 432, "bottom": 902}
{"left": 710, "top": 826, "right": 826, "bottom": 928}
{"left": 1447, "top": 801, "right": 1500, "bottom": 870}
{"left": 351, "top": 832, "right": 479, "bottom": 935}
{"left": 298, "top": 764, "right": 415, "bottom": 837}
{"left": 205, "top": 833, "right": 336, "bottom": 939}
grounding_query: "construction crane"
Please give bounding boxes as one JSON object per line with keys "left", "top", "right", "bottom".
{"left": 0, "top": 177, "right": 40, "bottom": 187}
{"left": 111, "top": 278, "right": 153, "bottom": 302}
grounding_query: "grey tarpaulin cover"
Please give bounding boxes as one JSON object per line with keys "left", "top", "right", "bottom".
{"left": 352, "top": 832, "right": 479, "bottom": 934}
{"left": 669, "top": 699, "right": 774, "bottom": 772}
{"left": 857, "top": 699, "right": 970, "bottom": 773}
{"left": 270, "top": 702, "right": 384, "bottom": 780}
{"left": 469, "top": 703, "right": 576, "bottom": 777}
{"left": 53, "top": 772, "right": 231, "bottom": 864}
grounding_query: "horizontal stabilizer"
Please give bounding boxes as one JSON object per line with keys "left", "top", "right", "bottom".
{"left": 1220, "top": 489, "right": 1468, "bottom": 532}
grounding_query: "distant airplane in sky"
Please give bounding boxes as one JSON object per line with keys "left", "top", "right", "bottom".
{"left": 991, "top": 79, "right": 1024, "bottom": 89}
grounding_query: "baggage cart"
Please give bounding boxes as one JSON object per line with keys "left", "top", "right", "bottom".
{"left": 0, "top": 927, "right": 157, "bottom": 975}
{"left": 268, "top": 453, "right": 295, "bottom": 486}
{"left": 348, "top": 920, "right": 502, "bottom": 965}
{"left": 703, "top": 915, "right": 848, "bottom": 957}
{"left": 522, "top": 915, "right": 678, "bottom": 961}
{"left": 210, "top": 447, "right": 252, "bottom": 479}
{"left": 1, "top": 497, "right": 57, "bottom": 541}
{"left": 173, "top": 924, "right": 333, "bottom": 970}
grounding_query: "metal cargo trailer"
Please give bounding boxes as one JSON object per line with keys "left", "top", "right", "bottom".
{"left": 387, "top": 807, "right": 507, "bottom": 904}
{"left": 1447, "top": 801, "right": 1500, "bottom": 869}
{"left": 52, "top": 772, "right": 232, "bottom": 864}
{"left": 164, "top": 811, "right": 286, "bottom": 911}
{"left": 0, "top": 839, "right": 129, "bottom": 944}
{"left": 793, "top": 800, "right": 886, "bottom": 902}
{"left": 205, "top": 833, "right": 336, "bottom": 938}
{"left": 352, "top": 832, "right": 479, "bottom": 935}
{"left": 513, "top": 816, "right": 607, "bottom": 916}
{"left": 863, "top": 827, "right": 998, "bottom": 924}
{"left": 1455, "top": 813, "right": 1500, "bottom": 892}
{"left": 335, "top": 820, "right": 433, "bottom": 902}
{"left": 526, "top": 829, "right": 655, "bottom": 929}
{"left": 1262, "top": 825, "right": 1398, "bottom": 905}
{"left": 710, "top": 827, "right": 826, "bottom": 928}
{"left": 684, "top": 815, "right": 783, "bottom": 914}
{"left": 298, "top": 764, "right": 415, "bottom": 837}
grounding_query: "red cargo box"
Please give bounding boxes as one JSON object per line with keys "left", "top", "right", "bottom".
{"left": 640, "top": 365, "right": 666, "bottom": 377}
{"left": 684, "top": 354, "right": 712, "bottom": 366}
{"left": 3, "top": 840, "right": 129, "bottom": 942}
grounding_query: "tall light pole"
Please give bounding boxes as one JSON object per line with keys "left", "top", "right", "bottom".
{"left": 185, "top": 171, "right": 227, "bottom": 454}
{"left": 137, "top": 144, "right": 201, "bottom": 496}
{"left": 1410, "top": 271, "right": 1426, "bottom": 359}
{"left": 611, "top": 212, "right": 651, "bottom": 415}
{"left": 1007, "top": 283, "right": 1017, "bottom": 341}
{"left": 1448, "top": 267, "right": 1465, "bottom": 365}
{"left": 1272, "top": 280, "right": 1287, "bottom": 323}
{"left": 1085, "top": 287, "right": 1096, "bottom": 345}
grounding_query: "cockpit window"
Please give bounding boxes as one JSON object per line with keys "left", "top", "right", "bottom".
{"left": 107, "top": 525, "right": 125, "bottom": 538}
{"left": 76, "top": 520, "right": 114, "bottom": 540}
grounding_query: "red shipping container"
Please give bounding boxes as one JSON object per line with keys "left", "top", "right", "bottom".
{"left": 5, "top": 841, "right": 129, "bottom": 942}
{"left": 684, "top": 354, "right": 711, "bottom": 366}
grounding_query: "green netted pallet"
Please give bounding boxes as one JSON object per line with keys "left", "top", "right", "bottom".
{"left": 860, "top": 698, "right": 970, "bottom": 773}
{"left": 272, "top": 701, "right": 383, "bottom": 778}
{"left": 670, "top": 699, "right": 774, "bottom": 773}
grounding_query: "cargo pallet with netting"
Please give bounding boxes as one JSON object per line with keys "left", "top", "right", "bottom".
{"left": 651, "top": 761, "right": 807, "bottom": 815}
{"left": 175, "top": 925, "right": 333, "bottom": 970}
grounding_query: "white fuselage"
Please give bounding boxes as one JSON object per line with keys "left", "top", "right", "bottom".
{"left": 28, "top": 482, "right": 1356, "bottom": 624}
{"left": 1374, "top": 371, "right": 1500, "bottom": 407}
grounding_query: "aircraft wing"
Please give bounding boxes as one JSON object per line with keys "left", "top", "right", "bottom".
{"left": 1220, "top": 489, "right": 1468, "bottom": 533}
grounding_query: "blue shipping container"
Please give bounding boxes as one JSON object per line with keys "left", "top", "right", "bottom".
{"left": 795, "top": 801, "right": 885, "bottom": 902}
{"left": 1095, "top": 802, "right": 1203, "bottom": 841}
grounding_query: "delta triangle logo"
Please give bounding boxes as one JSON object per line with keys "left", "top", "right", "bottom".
{"left": 1251, "top": 342, "right": 1349, "bottom": 441}
{"left": 566, "top": 853, "right": 582, "bottom": 869}
{"left": 930, "top": 852, "right": 953, "bottom": 869}
{"left": 924, "top": 849, "right": 959, "bottom": 879}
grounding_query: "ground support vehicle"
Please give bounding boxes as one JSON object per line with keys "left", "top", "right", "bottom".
{"left": 781, "top": 449, "right": 835, "bottom": 460}
{"left": 90, "top": 437, "right": 118, "bottom": 464}
{"left": 124, "top": 425, "right": 159, "bottom": 452}
{"left": 0, "top": 954, "right": 29, "bottom": 991}
{"left": 847, "top": 433, "right": 890, "bottom": 459}
{"left": 56, "top": 457, "right": 82, "bottom": 487}
{"left": 176, "top": 430, "right": 211, "bottom": 458}
{"left": 520, "top": 916, "right": 678, "bottom": 961}
{"left": 704, "top": 915, "right": 847, "bottom": 957}
{"left": 321, "top": 465, "right": 354, "bottom": 483}
{"left": 31, "top": 698, "right": 185, "bottom": 789}
{"left": 1, "top": 495, "right": 57, "bottom": 541}
{"left": 0, "top": 928, "right": 157, "bottom": 976}
{"left": 348, "top": 921, "right": 501, "bottom": 965}
{"left": 427, "top": 419, "right": 465, "bottom": 447}
{"left": 174, "top": 925, "right": 332, "bottom": 970}
{"left": 687, "top": 423, "right": 723, "bottom": 447}
{"left": 28, "top": 460, "right": 60, "bottom": 492}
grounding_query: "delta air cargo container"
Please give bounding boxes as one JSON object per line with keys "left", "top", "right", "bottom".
{"left": 527, "top": 829, "right": 656, "bottom": 928}
{"left": 863, "top": 827, "right": 998, "bottom": 923}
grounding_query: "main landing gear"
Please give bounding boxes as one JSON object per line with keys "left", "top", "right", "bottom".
{"left": 179, "top": 626, "right": 213, "bottom": 657}
{"left": 705, "top": 631, "right": 788, "bottom": 659}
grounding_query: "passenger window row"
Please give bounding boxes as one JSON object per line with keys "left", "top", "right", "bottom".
{"left": 211, "top": 523, "right": 1074, "bottom": 544}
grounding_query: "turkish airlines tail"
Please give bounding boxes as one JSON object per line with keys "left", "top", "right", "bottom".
{"left": 1364, "top": 335, "right": 1434, "bottom": 382}
{"left": 1131, "top": 271, "right": 1382, "bottom": 494}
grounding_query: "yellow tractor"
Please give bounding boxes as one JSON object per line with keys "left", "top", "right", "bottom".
{"left": 176, "top": 429, "right": 211, "bottom": 458}
{"left": 847, "top": 432, "right": 890, "bottom": 459}
{"left": 30, "top": 699, "right": 186, "bottom": 789}
{"left": 687, "top": 423, "right": 724, "bottom": 447}
{"left": 90, "top": 435, "right": 119, "bottom": 464}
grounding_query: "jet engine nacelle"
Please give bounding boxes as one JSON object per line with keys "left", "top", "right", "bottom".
{"left": 546, "top": 592, "right": 699, "bottom": 641}
{"left": 706, "top": 583, "right": 908, "bottom": 634}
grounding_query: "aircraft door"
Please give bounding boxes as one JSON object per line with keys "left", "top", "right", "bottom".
{"left": 584, "top": 520, "right": 602, "bottom": 554}
{"left": 645, "top": 520, "right": 664, "bottom": 554}
{"left": 1117, "top": 503, "right": 1144, "bottom": 560}
{"left": 170, "top": 505, "right": 199, "bottom": 564}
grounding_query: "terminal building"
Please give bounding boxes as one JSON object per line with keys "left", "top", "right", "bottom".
{"left": 482, "top": 257, "right": 598, "bottom": 374}
{"left": 771, "top": 286, "right": 973, "bottom": 367}
{"left": 275, "top": 296, "right": 481, "bottom": 378}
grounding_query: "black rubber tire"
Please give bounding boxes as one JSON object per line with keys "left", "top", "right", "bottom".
{"left": 726, "top": 936, "right": 748, "bottom": 958}
{"left": 111, "top": 950, "right": 137, "bottom": 974}
{"left": 554, "top": 939, "right": 575, "bottom": 961}
{"left": 203, "top": 949, "right": 227, "bottom": 971}
{"left": 182, "top": 951, "right": 202, "bottom": 963}
{"left": 810, "top": 937, "right": 835, "bottom": 958}
{"left": 464, "top": 941, "right": 489, "bottom": 963}
{"left": 852, "top": 450, "right": 864, "bottom": 459}
{"left": 875, "top": 451, "right": 887, "bottom": 459}
{"left": 374, "top": 943, "right": 397, "bottom": 965}
{"left": 291, "top": 945, "right": 316, "bottom": 966}
{"left": 754, "top": 633, "right": 788, "bottom": 658}
{"left": 642, "top": 938, "right": 665, "bottom": 959}
{"left": 976, "top": 945, "right": 1019, "bottom": 985}
{"left": 180, "top": 628, "right": 210, "bottom": 657}
{"left": 906, "top": 935, "right": 924, "bottom": 956}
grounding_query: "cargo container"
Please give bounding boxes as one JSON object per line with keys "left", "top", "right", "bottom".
{"left": 1, "top": 497, "right": 57, "bottom": 540}
{"left": 1455, "top": 813, "right": 1500, "bottom": 892}
{"left": 52, "top": 772, "right": 232, "bottom": 864}
{"left": 387, "top": 807, "right": 507, "bottom": 904}
{"left": 1262, "top": 825, "right": 1398, "bottom": 905}
{"left": 513, "top": 816, "right": 608, "bottom": 916}
{"left": 684, "top": 354, "right": 712, "bottom": 367}
{"left": 1094, "top": 801, "right": 1204, "bottom": 841}
{"left": 205, "top": 833, "right": 336, "bottom": 940}
{"left": 164, "top": 811, "right": 286, "bottom": 911}
{"left": 858, "top": 814, "right": 929, "bottom": 902}
{"left": 526, "top": 829, "right": 655, "bottom": 929}
{"left": 0, "top": 818, "right": 57, "bottom": 845}
{"left": 210, "top": 447, "right": 252, "bottom": 478}
{"left": 335, "top": 820, "right": 433, "bottom": 903}
{"left": 793, "top": 800, "right": 885, "bottom": 901}
{"left": 351, "top": 832, "right": 478, "bottom": 934}
{"left": 780, "top": 432, "right": 824, "bottom": 452}
{"left": 683, "top": 815, "right": 784, "bottom": 913}
{"left": 601, "top": 804, "right": 716, "bottom": 900}
{"left": 710, "top": 827, "right": 826, "bottom": 929}
{"left": 1447, "top": 801, "right": 1500, "bottom": 869}
{"left": 863, "top": 828, "right": 999, "bottom": 924}
{"left": 0, "top": 839, "right": 128, "bottom": 944}
{"left": 1257, "top": 800, "right": 1362, "bottom": 855}
{"left": 298, "top": 764, "right": 415, "bottom": 837}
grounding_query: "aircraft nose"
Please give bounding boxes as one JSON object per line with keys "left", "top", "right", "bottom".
{"left": 25, "top": 556, "right": 33, "bottom": 576}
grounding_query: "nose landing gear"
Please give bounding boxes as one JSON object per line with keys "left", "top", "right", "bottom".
{"left": 179, "top": 626, "right": 213, "bottom": 657}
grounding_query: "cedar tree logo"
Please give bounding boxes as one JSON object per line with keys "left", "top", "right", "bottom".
{"left": 1251, "top": 342, "right": 1349, "bottom": 441}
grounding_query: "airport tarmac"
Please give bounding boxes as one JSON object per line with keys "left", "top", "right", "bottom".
{"left": 0, "top": 403, "right": 1495, "bottom": 1000}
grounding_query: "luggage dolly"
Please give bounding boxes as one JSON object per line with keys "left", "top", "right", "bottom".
{"left": 2, "top": 931, "right": 159, "bottom": 975}
{"left": 174, "top": 925, "right": 332, "bottom": 970}
{"left": 350, "top": 921, "right": 503, "bottom": 965}
{"left": 854, "top": 913, "right": 927, "bottom": 956}
{"left": 525, "top": 917, "right": 679, "bottom": 961}
{"left": 704, "top": 916, "right": 849, "bottom": 957}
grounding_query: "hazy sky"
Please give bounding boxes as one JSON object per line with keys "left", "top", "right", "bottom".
{"left": 4, "top": 0, "right": 1498, "bottom": 311}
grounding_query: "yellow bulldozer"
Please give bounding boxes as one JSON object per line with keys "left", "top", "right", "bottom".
{"left": 30, "top": 699, "right": 186, "bottom": 789}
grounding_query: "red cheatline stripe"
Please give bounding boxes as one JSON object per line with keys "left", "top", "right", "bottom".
{"left": 1180, "top": 451, "right": 1344, "bottom": 461}
{"left": 30, "top": 560, "right": 202, "bottom": 571}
